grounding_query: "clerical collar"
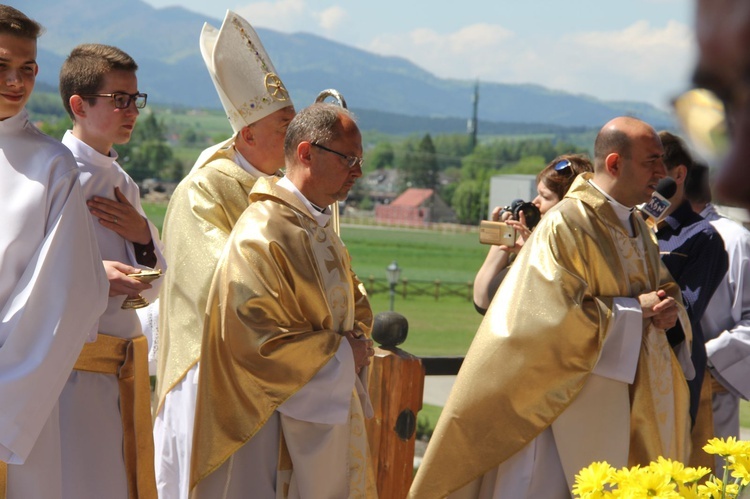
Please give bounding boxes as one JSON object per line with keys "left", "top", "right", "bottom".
{"left": 276, "top": 176, "right": 332, "bottom": 227}
{"left": 309, "top": 202, "right": 327, "bottom": 213}
{"left": 589, "top": 179, "right": 636, "bottom": 235}
{"left": 233, "top": 147, "right": 272, "bottom": 178}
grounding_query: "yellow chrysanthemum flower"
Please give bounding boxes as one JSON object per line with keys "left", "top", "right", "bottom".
{"left": 649, "top": 456, "right": 710, "bottom": 485}
{"left": 678, "top": 465, "right": 712, "bottom": 484}
{"left": 704, "top": 436, "right": 747, "bottom": 457}
{"left": 573, "top": 461, "right": 614, "bottom": 498}
{"left": 697, "top": 477, "right": 740, "bottom": 499}
{"left": 730, "top": 454, "right": 750, "bottom": 487}
{"left": 676, "top": 482, "right": 702, "bottom": 499}
{"left": 574, "top": 439, "right": 750, "bottom": 499}
{"left": 695, "top": 481, "right": 720, "bottom": 499}
{"left": 636, "top": 470, "right": 679, "bottom": 498}
{"left": 609, "top": 465, "right": 642, "bottom": 489}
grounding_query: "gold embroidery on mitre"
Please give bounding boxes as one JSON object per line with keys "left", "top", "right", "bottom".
{"left": 264, "top": 73, "right": 289, "bottom": 102}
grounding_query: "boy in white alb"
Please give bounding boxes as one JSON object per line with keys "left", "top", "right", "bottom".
{"left": 59, "top": 43, "right": 166, "bottom": 499}
{"left": 0, "top": 7, "right": 109, "bottom": 499}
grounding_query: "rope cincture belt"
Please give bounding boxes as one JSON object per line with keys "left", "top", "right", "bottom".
{"left": 0, "top": 334, "right": 155, "bottom": 499}
{"left": 73, "top": 334, "right": 156, "bottom": 499}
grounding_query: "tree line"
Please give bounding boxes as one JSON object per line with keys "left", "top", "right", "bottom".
{"left": 359, "top": 133, "right": 589, "bottom": 224}
{"left": 28, "top": 90, "right": 590, "bottom": 224}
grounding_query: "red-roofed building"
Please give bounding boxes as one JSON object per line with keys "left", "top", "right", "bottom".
{"left": 375, "top": 188, "right": 456, "bottom": 226}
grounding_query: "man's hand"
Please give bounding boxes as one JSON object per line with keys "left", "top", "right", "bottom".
{"left": 88, "top": 187, "right": 152, "bottom": 244}
{"left": 345, "top": 331, "right": 375, "bottom": 374}
{"left": 104, "top": 260, "right": 152, "bottom": 298}
{"left": 639, "top": 289, "right": 679, "bottom": 329}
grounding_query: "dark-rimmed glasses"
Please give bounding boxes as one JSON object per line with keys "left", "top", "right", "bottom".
{"left": 311, "top": 142, "right": 363, "bottom": 169}
{"left": 553, "top": 159, "right": 572, "bottom": 174}
{"left": 80, "top": 92, "right": 148, "bottom": 110}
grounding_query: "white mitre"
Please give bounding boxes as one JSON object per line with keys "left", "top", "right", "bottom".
{"left": 200, "top": 10, "right": 292, "bottom": 133}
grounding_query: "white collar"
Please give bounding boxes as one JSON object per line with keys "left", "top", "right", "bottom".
{"left": 233, "top": 147, "right": 271, "bottom": 178}
{"left": 62, "top": 130, "right": 118, "bottom": 168}
{"left": 589, "top": 179, "right": 636, "bottom": 234}
{"left": 0, "top": 108, "right": 28, "bottom": 132}
{"left": 276, "top": 176, "right": 332, "bottom": 227}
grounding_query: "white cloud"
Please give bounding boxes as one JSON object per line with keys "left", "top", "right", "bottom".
{"left": 366, "top": 19, "right": 694, "bottom": 107}
{"left": 317, "top": 6, "right": 346, "bottom": 31}
{"left": 235, "top": 1, "right": 348, "bottom": 35}
{"left": 369, "top": 23, "right": 514, "bottom": 80}
{"left": 235, "top": 0, "right": 308, "bottom": 32}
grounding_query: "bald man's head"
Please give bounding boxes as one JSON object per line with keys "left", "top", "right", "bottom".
{"left": 592, "top": 117, "right": 666, "bottom": 207}
{"left": 593, "top": 117, "right": 657, "bottom": 172}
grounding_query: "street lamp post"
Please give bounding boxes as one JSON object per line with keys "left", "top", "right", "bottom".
{"left": 386, "top": 260, "right": 401, "bottom": 312}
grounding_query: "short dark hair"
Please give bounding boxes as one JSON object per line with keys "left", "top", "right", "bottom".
{"left": 284, "top": 103, "right": 356, "bottom": 163}
{"left": 684, "top": 160, "right": 712, "bottom": 205}
{"left": 593, "top": 127, "right": 631, "bottom": 171}
{"left": 59, "top": 43, "right": 138, "bottom": 120}
{"left": 0, "top": 5, "right": 42, "bottom": 39}
{"left": 537, "top": 153, "right": 594, "bottom": 200}
{"left": 658, "top": 130, "right": 694, "bottom": 172}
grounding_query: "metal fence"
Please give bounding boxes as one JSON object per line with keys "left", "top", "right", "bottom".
{"left": 364, "top": 277, "right": 473, "bottom": 301}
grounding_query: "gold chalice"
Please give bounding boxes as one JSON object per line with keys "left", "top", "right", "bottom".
{"left": 121, "top": 269, "right": 162, "bottom": 310}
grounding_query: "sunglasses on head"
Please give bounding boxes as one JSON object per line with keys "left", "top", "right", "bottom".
{"left": 553, "top": 159, "right": 573, "bottom": 174}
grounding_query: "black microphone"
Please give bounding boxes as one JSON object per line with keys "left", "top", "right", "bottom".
{"left": 640, "top": 177, "right": 677, "bottom": 221}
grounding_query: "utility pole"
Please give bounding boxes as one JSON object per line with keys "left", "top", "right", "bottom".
{"left": 467, "top": 80, "right": 479, "bottom": 150}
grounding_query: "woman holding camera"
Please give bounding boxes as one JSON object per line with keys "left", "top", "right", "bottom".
{"left": 473, "top": 154, "right": 594, "bottom": 314}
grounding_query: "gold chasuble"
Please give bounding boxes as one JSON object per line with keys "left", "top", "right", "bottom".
{"left": 155, "top": 138, "right": 259, "bottom": 410}
{"left": 409, "top": 174, "right": 691, "bottom": 498}
{"left": 191, "top": 177, "right": 375, "bottom": 494}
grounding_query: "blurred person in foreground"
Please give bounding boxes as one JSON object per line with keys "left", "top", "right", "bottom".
{"left": 685, "top": 161, "right": 750, "bottom": 468}
{"left": 0, "top": 5, "right": 108, "bottom": 498}
{"left": 473, "top": 154, "right": 593, "bottom": 314}
{"left": 682, "top": 0, "right": 750, "bottom": 209}
{"left": 190, "top": 103, "right": 376, "bottom": 498}
{"left": 410, "top": 116, "right": 693, "bottom": 499}
{"left": 654, "top": 131, "right": 728, "bottom": 471}
{"left": 153, "top": 11, "right": 295, "bottom": 499}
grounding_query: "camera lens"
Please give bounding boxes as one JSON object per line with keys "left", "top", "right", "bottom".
{"left": 512, "top": 201, "right": 541, "bottom": 230}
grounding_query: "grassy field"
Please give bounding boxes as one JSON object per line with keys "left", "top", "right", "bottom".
{"left": 142, "top": 202, "right": 168, "bottom": 235}
{"left": 143, "top": 202, "right": 487, "bottom": 356}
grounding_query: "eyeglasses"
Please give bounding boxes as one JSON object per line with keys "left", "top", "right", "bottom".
{"left": 311, "top": 142, "right": 363, "bottom": 169}
{"left": 553, "top": 159, "right": 573, "bottom": 174}
{"left": 80, "top": 92, "right": 148, "bottom": 110}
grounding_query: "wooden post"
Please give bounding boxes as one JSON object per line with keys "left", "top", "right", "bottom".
{"left": 401, "top": 278, "right": 408, "bottom": 299}
{"left": 434, "top": 280, "right": 441, "bottom": 301}
{"left": 366, "top": 312, "right": 424, "bottom": 499}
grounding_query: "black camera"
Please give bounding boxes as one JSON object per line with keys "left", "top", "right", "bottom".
{"left": 501, "top": 199, "right": 541, "bottom": 230}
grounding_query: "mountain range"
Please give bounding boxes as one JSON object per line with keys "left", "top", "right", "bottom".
{"left": 14, "top": 0, "right": 674, "bottom": 130}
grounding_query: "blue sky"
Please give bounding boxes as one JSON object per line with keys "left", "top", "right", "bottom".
{"left": 143, "top": 0, "right": 695, "bottom": 109}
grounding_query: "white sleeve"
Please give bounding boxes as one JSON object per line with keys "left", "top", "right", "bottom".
{"left": 277, "top": 339, "right": 355, "bottom": 425}
{"left": 705, "top": 235, "right": 750, "bottom": 399}
{"left": 0, "top": 171, "right": 108, "bottom": 463}
{"left": 592, "top": 297, "right": 643, "bottom": 384}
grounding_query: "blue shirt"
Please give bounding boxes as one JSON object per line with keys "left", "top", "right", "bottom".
{"left": 657, "top": 199, "right": 728, "bottom": 425}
